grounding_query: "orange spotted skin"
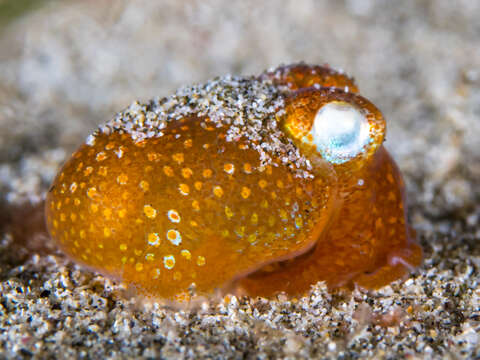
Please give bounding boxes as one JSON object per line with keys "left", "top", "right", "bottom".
{"left": 46, "top": 117, "right": 336, "bottom": 299}
{"left": 263, "top": 63, "right": 359, "bottom": 92}
{"left": 45, "top": 63, "right": 422, "bottom": 299}
{"left": 237, "top": 146, "right": 422, "bottom": 296}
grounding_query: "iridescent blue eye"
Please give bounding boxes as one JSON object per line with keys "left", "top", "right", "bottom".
{"left": 308, "top": 101, "right": 371, "bottom": 164}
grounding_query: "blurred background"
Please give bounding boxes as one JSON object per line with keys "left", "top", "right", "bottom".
{"left": 0, "top": 0, "right": 479, "bottom": 221}
{"left": 0, "top": 2, "right": 478, "bottom": 358}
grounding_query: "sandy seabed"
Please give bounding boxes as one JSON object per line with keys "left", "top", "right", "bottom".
{"left": 0, "top": 1, "right": 479, "bottom": 358}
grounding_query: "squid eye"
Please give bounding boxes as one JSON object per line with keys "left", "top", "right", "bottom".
{"left": 308, "top": 101, "right": 371, "bottom": 164}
